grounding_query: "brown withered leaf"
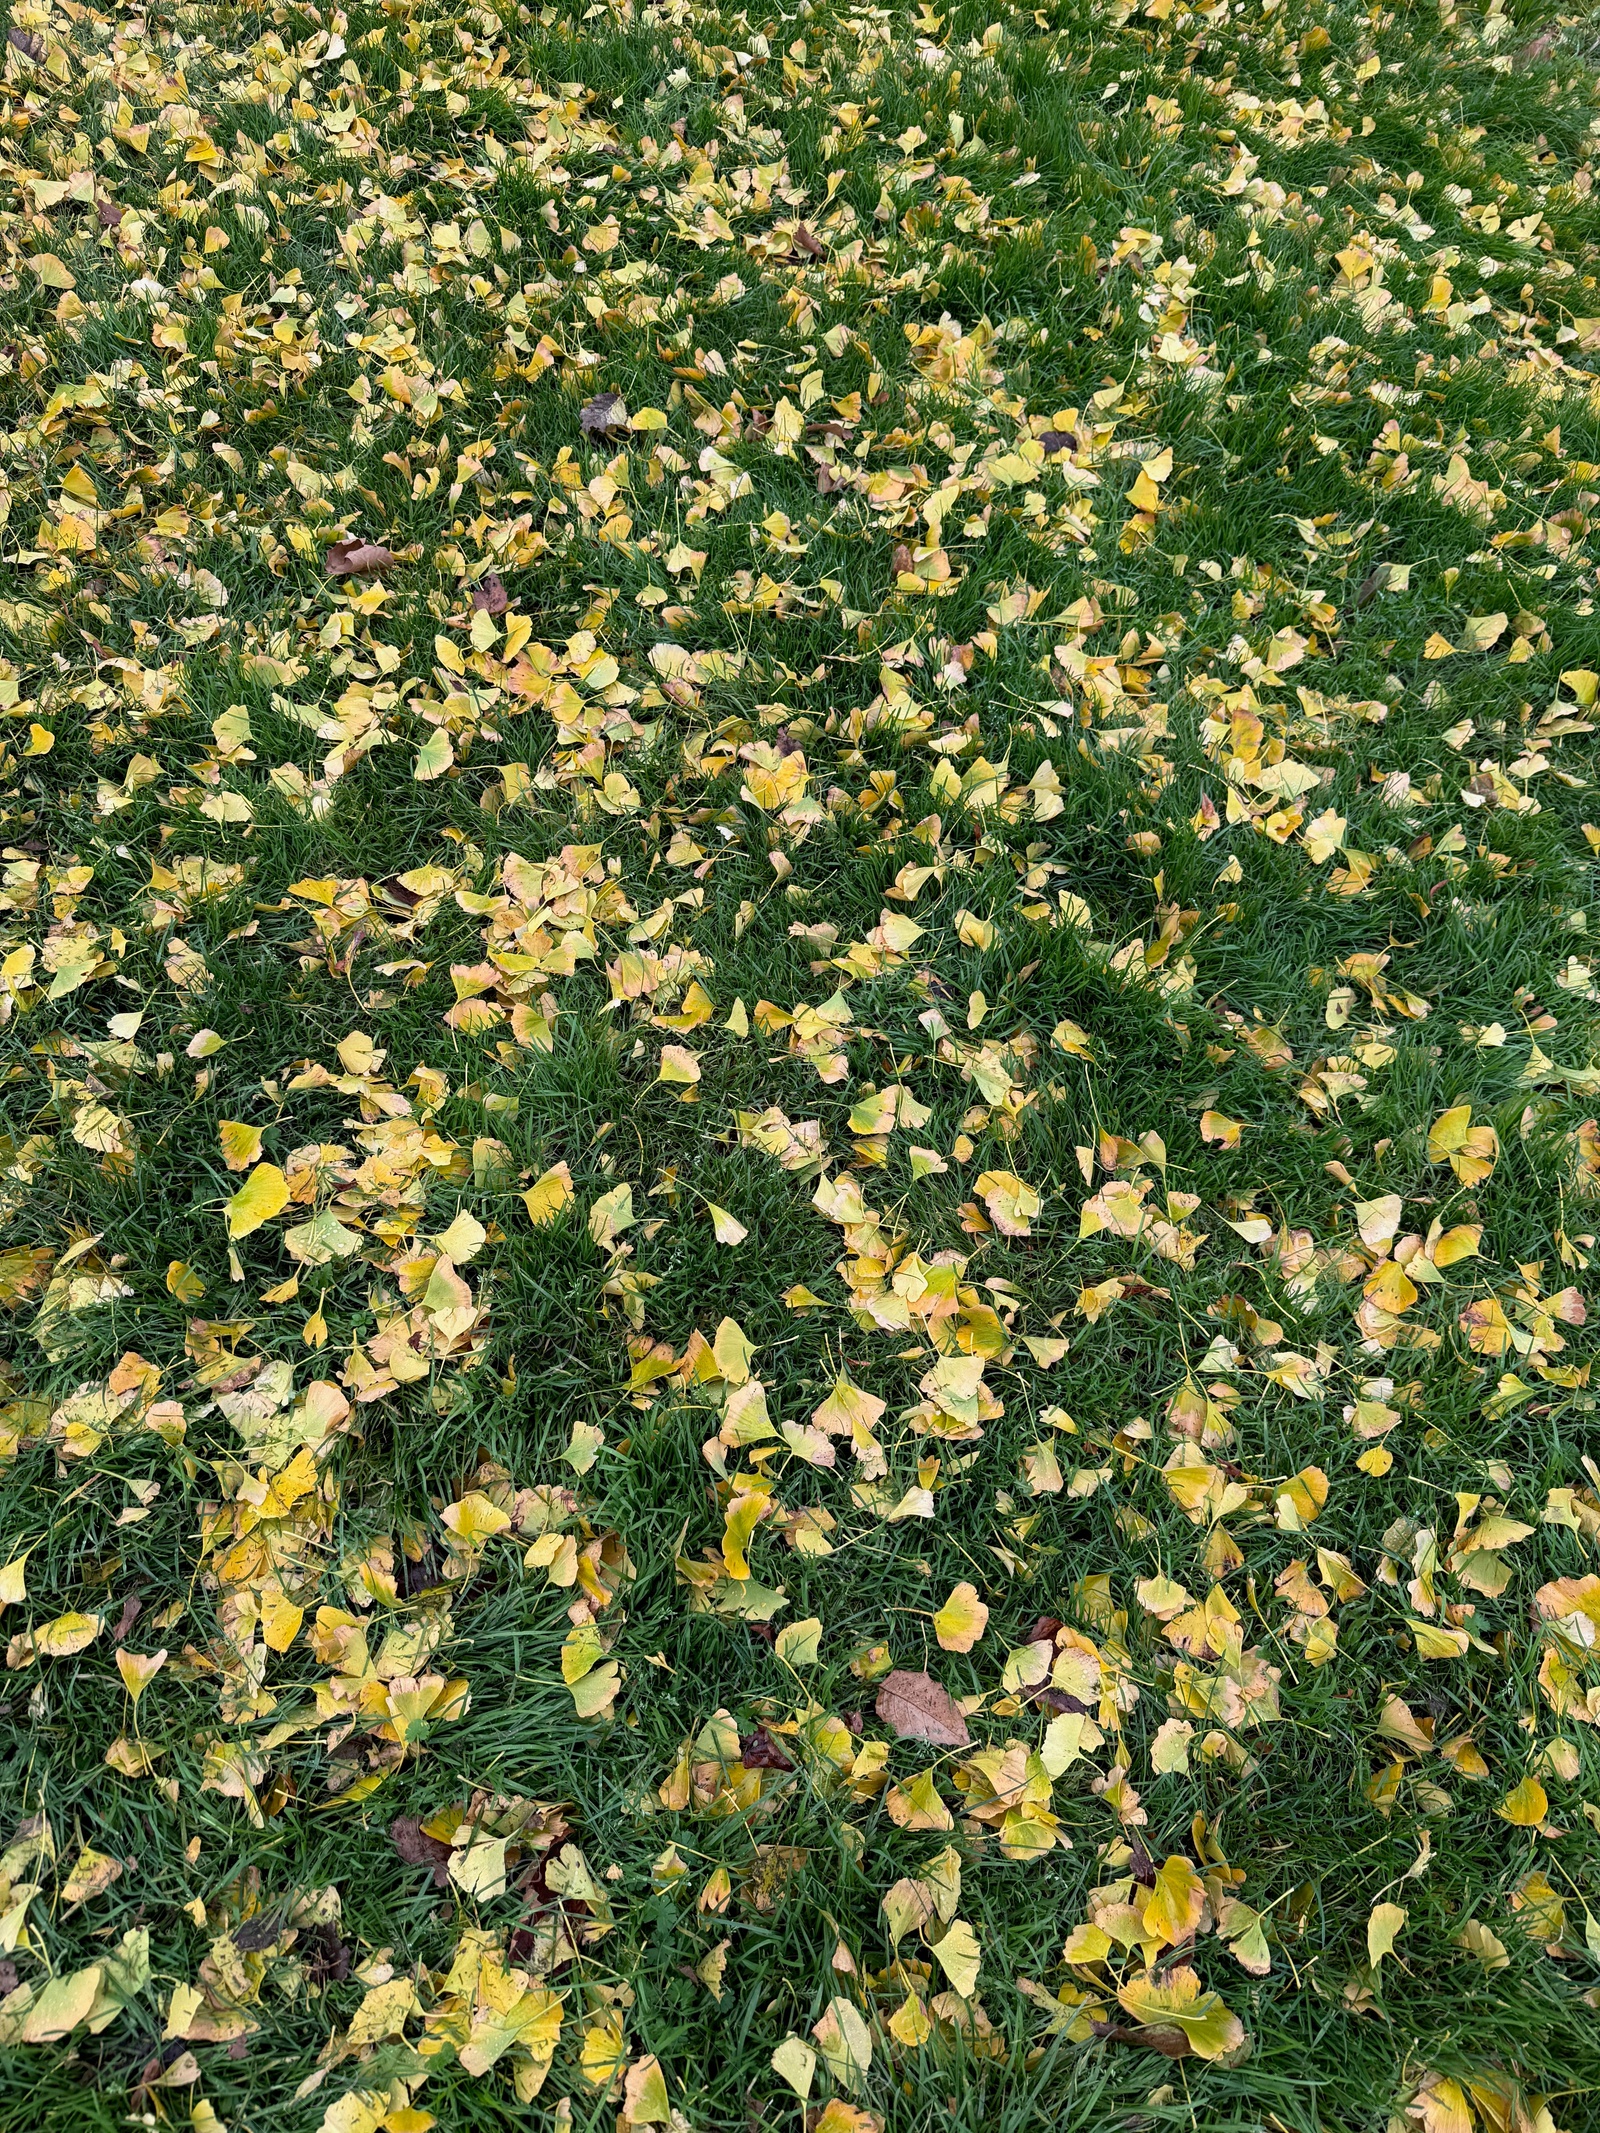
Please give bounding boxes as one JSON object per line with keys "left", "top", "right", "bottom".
{"left": 472, "top": 571, "right": 509, "bottom": 615}
{"left": 580, "top": 390, "right": 627, "bottom": 439}
{"left": 326, "top": 537, "right": 398, "bottom": 579}
{"left": 741, "top": 1726, "right": 794, "bottom": 1771}
{"left": 390, "top": 1813, "right": 451, "bottom": 1887}
{"left": 875, "top": 1669, "right": 970, "bottom": 1747}
{"left": 6, "top": 25, "right": 45, "bottom": 60}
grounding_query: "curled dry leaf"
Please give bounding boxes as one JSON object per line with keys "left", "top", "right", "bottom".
{"left": 874, "top": 1669, "right": 970, "bottom": 1747}
{"left": 580, "top": 390, "right": 628, "bottom": 438}
{"left": 390, "top": 1813, "right": 452, "bottom": 1888}
{"left": 325, "top": 537, "right": 398, "bottom": 579}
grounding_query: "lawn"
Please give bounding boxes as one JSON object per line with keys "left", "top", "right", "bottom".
{"left": 1, "top": 0, "right": 1600, "bottom": 2124}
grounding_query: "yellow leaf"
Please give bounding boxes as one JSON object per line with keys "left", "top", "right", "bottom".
{"left": 61, "top": 1847, "right": 123, "bottom": 1903}
{"left": 33, "top": 1610, "right": 103, "bottom": 1658}
{"left": 1115, "top": 1966, "right": 1243, "bottom": 2060}
{"left": 623, "top": 2056, "right": 670, "bottom": 2125}
{"left": 770, "top": 2035, "right": 816, "bottom": 2098}
{"left": 523, "top": 1162, "right": 574, "bottom": 1226}
{"left": 1144, "top": 1855, "right": 1206, "bottom": 1948}
{"left": 1497, "top": 1775, "right": 1548, "bottom": 1827}
{"left": 705, "top": 1201, "right": 747, "bottom": 1246}
{"left": 414, "top": 728, "right": 454, "bottom": 781}
{"left": 115, "top": 1648, "right": 167, "bottom": 1709}
{"left": 226, "top": 1162, "right": 290, "bottom": 1239}
{"left": 28, "top": 252, "right": 76, "bottom": 290}
{"left": 657, "top": 1043, "right": 701, "bottom": 1085}
{"left": 441, "top": 1491, "right": 512, "bottom": 1547}
{"left": 1366, "top": 1900, "right": 1406, "bottom": 1966}
{"left": 1364, "top": 1259, "right": 1419, "bottom": 1314}
{"left": 218, "top": 1120, "right": 264, "bottom": 1173}
{"left": 1199, "top": 1110, "right": 1245, "bottom": 1148}
{"left": 1427, "top": 1103, "right": 1498, "bottom": 1184}
{"left": 932, "top": 1581, "right": 989, "bottom": 1653}
{"left": 888, "top": 1991, "right": 932, "bottom": 2047}
{"left": 931, "top": 1916, "right": 981, "bottom": 1997}
{"left": 166, "top": 1259, "right": 205, "bottom": 1304}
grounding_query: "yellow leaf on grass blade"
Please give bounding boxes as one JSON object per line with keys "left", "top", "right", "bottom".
{"left": 932, "top": 1581, "right": 989, "bottom": 1653}
{"left": 1497, "top": 1775, "right": 1549, "bottom": 1827}
{"left": 27, "top": 252, "right": 76, "bottom": 291}
{"left": 1457, "top": 610, "right": 1508, "bottom": 654}
{"left": 1366, "top": 1900, "right": 1406, "bottom": 1967}
{"left": 115, "top": 1648, "right": 167, "bottom": 1709}
{"left": 658, "top": 1043, "right": 701, "bottom": 1086}
{"left": 1144, "top": 1855, "right": 1206, "bottom": 1948}
{"left": 1426, "top": 1103, "right": 1498, "bottom": 1185}
{"left": 226, "top": 1162, "right": 289, "bottom": 1239}
{"left": 414, "top": 727, "right": 454, "bottom": 781}
{"left": 0, "top": 1551, "right": 30, "bottom": 1610}
{"left": 623, "top": 2056, "right": 670, "bottom": 2126}
{"left": 1114, "top": 1966, "right": 1244, "bottom": 2061}
{"left": 61, "top": 1847, "right": 123, "bottom": 1903}
{"left": 19, "top": 1964, "right": 100, "bottom": 2044}
{"left": 165, "top": 1260, "right": 205, "bottom": 1304}
{"left": 588, "top": 1183, "right": 636, "bottom": 1250}
{"left": 889, "top": 1991, "right": 932, "bottom": 2047}
{"left": 770, "top": 2035, "right": 816, "bottom": 2099}
{"left": 25, "top": 724, "right": 54, "bottom": 757}
{"left": 441, "top": 1491, "right": 512, "bottom": 1547}
{"left": 1364, "top": 1259, "right": 1419, "bottom": 1314}
{"left": 1199, "top": 1111, "right": 1246, "bottom": 1148}
{"left": 33, "top": 1611, "right": 103, "bottom": 1658}
{"left": 1051, "top": 1017, "right": 1094, "bottom": 1059}
{"left": 218, "top": 1120, "right": 264, "bottom": 1173}
{"left": 812, "top": 1996, "right": 873, "bottom": 2089}
{"left": 931, "top": 1917, "right": 981, "bottom": 1998}
{"left": 447, "top": 1833, "right": 508, "bottom": 1901}
{"left": 523, "top": 1162, "right": 574, "bottom": 1226}
{"left": 775, "top": 1617, "right": 821, "bottom": 1666}
{"left": 706, "top": 1201, "right": 748, "bottom": 1246}
{"left": 1410, "top": 1619, "right": 1470, "bottom": 1659}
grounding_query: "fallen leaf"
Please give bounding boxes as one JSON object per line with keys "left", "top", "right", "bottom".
{"left": 875, "top": 1669, "right": 970, "bottom": 1746}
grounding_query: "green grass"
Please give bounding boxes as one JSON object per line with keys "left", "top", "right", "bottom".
{"left": 2, "top": 0, "right": 1600, "bottom": 2124}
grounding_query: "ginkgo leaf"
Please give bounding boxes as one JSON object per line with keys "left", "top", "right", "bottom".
{"left": 1367, "top": 1901, "right": 1407, "bottom": 1966}
{"left": 442, "top": 1492, "right": 513, "bottom": 1547}
{"left": 771, "top": 2035, "right": 816, "bottom": 2098}
{"left": 1497, "top": 1775, "right": 1549, "bottom": 1826}
{"left": 706, "top": 1201, "right": 748, "bottom": 1246}
{"left": 932, "top": 1581, "right": 989, "bottom": 1653}
{"left": 930, "top": 1917, "right": 981, "bottom": 1997}
{"left": 414, "top": 728, "right": 454, "bottom": 781}
{"left": 226, "top": 1162, "right": 289, "bottom": 1239}
{"left": 32, "top": 1611, "right": 103, "bottom": 1658}
{"left": 1115, "top": 1966, "right": 1245, "bottom": 2061}
{"left": 523, "top": 1162, "right": 574, "bottom": 1226}
{"left": 115, "top": 1648, "right": 167, "bottom": 1708}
